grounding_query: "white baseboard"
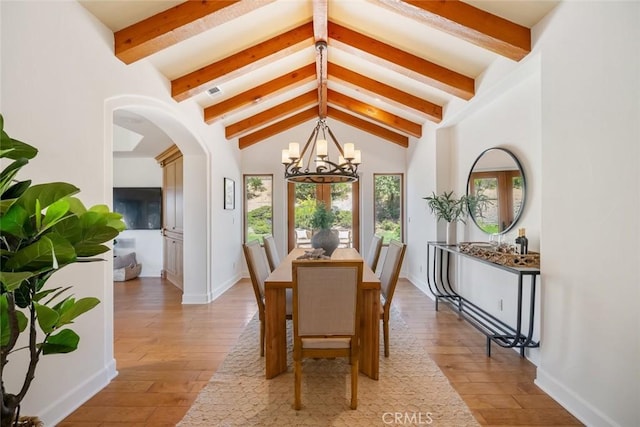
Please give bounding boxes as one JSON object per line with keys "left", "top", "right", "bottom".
{"left": 44, "top": 358, "right": 117, "bottom": 426}
{"left": 182, "top": 273, "right": 241, "bottom": 304}
{"left": 209, "top": 274, "right": 241, "bottom": 302}
{"left": 405, "top": 273, "right": 434, "bottom": 300}
{"left": 535, "top": 368, "right": 621, "bottom": 427}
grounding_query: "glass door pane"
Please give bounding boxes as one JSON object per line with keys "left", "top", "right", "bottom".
{"left": 331, "top": 183, "right": 353, "bottom": 248}
{"left": 288, "top": 182, "right": 359, "bottom": 252}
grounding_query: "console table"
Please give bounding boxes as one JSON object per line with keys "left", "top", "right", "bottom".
{"left": 427, "top": 242, "right": 540, "bottom": 357}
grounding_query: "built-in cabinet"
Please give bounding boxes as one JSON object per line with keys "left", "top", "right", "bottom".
{"left": 156, "top": 145, "right": 184, "bottom": 290}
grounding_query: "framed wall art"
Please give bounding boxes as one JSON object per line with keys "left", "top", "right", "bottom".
{"left": 224, "top": 177, "right": 235, "bottom": 210}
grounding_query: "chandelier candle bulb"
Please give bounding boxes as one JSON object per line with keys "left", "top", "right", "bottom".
{"left": 288, "top": 142, "right": 300, "bottom": 159}
{"left": 353, "top": 150, "right": 361, "bottom": 165}
{"left": 317, "top": 139, "right": 328, "bottom": 157}
{"left": 282, "top": 149, "right": 290, "bottom": 164}
{"left": 338, "top": 155, "right": 345, "bottom": 165}
{"left": 344, "top": 143, "right": 355, "bottom": 159}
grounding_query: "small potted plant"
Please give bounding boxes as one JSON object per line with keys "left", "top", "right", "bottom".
{"left": 310, "top": 202, "right": 339, "bottom": 256}
{"left": 423, "top": 191, "right": 477, "bottom": 245}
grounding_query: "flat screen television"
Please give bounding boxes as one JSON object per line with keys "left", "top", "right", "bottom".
{"left": 113, "top": 187, "right": 162, "bottom": 230}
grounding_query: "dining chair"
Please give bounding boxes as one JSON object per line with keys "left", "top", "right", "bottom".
{"left": 292, "top": 260, "right": 363, "bottom": 410}
{"left": 364, "top": 234, "right": 383, "bottom": 273}
{"left": 263, "top": 235, "right": 280, "bottom": 272}
{"left": 243, "top": 240, "right": 292, "bottom": 356}
{"left": 379, "top": 240, "right": 407, "bottom": 357}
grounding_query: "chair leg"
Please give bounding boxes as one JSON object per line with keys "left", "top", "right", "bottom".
{"left": 383, "top": 315, "right": 390, "bottom": 357}
{"left": 260, "top": 319, "right": 265, "bottom": 357}
{"left": 294, "top": 360, "right": 302, "bottom": 410}
{"left": 350, "top": 356, "right": 358, "bottom": 409}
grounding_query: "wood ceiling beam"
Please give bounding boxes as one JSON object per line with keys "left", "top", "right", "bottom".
{"left": 204, "top": 64, "right": 316, "bottom": 123}
{"left": 115, "top": 1, "right": 272, "bottom": 64}
{"left": 328, "top": 63, "right": 442, "bottom": 123}
{"left": 172, "top": 22, "right": 314, "bottom": 101}
{"left": 237, "top": 105, "right": 410, "bottom": 149}
{"left": 327, "top": 107, "right": 408, "bottom": 148}
{"left": 313, "top": 0, "right": 329, "bottom": 118}
{"left": 328, "top": 21, "right": 474, "bottom": 100}
{"left": 226, "top": 91, "right": 318, "bottom": 139}
{"left": 238, "top": 107, "right": 318, "bottom": 149}
{"left": 372, "top": 0, "right": 531, "bottom": 61}
{"left": 328, "top": 90, "right": 422, "bottom": 138}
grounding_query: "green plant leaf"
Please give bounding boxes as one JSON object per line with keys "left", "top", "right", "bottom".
{"left": 41, "top": 198, "right": 71, "bottom": 231}
{"left": 0, "top": 157, "right": 28, "bottom": 195}
{"left": 74, "top": 244, "right": 111, "bottom": 257}
{"left": 0, "top": 294, "right": 28, "bottom": 346}
{"left": 0, "top": 204, "right": 29, "bottom": 238}
{"left": 0, "top": 120, "right": 38, "bottom": 160}
{"left": 52, "top": 215, "right": 83, "bottom": 243}
{"left": 80, "top": 224, "right": 120, "bottom": 245}
{"left": 4, "top": 234, "right": 76, "bottom": 272}
{"left": 14, "top": 280, "right": 33, "bottom": 309}
{"left": 0, "top": 271, "right": 36, "bottom": 292}
{"left": 14, "top": 182, "right": 79, "bottom": 213}
{"left": 35, "top": 302, "right": 59, "bottom": 334}
{"left": 66, "top": 197, "right": 87, "bottom": 215}
{"left": 0, "top": 179, "right": 32, "bottom": 215}
{"left": 57, "top": 297, "right": 100, "bottom": 326}
{"left": 41, "top": 329, "right": 79, "bottom": 355}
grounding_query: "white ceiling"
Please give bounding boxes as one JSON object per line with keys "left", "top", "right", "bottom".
{"left": 80, "top": 0, "right": 559, "bottom": 158}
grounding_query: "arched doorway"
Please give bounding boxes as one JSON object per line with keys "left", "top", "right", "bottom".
{"left": 104, "top": 96, "right": 211, "bottom": 304}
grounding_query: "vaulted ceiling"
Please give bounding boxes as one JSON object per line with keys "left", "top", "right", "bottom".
{"left": 81, "top": 0, "right": 558, "bottom": 154}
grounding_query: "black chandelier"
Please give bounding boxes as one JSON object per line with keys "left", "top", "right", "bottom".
{"left": 281, "top": 42, "right": 361, "bottom": 183}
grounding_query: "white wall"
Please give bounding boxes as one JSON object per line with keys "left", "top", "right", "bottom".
{"left": 406, "top": 2, "right": 639, "bottom": 426}
{"left": 0, "top": 1, "right": 239, "bottom": 424}
{"left": 535, "top": 2, "right": 640, "bottom": 426}
{"left": 113, "top": 157, "right": 163, "bottom": 277}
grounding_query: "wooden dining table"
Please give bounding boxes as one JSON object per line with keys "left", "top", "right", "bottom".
{"left": 264, "top": 247, "right": 381, "bottom": 380}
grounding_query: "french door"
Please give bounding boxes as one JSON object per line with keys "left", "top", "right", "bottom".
{"left": 287, "top": 181, "right": 360, "bottom": 252}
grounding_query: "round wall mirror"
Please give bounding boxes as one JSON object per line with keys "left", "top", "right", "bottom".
{"left": 466, "top": 147, "right": 526, "bottom": 235}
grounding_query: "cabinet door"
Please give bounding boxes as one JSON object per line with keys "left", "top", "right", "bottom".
{"left": 174, "top": 156, "right": 183, "bottom": 232}
{"left": 163, "top": 235, "right": 183, "bottom": 290}
{"left": 164, "top": 161, "right": 177, "bottom": 231}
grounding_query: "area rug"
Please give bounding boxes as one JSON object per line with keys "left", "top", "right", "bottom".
{"left": 178, "top": 308, "right": 479, "bottom": 426}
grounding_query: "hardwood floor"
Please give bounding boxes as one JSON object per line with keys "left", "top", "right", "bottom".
{"left": 60, "top": 277, "right": 582, "bottom": 426}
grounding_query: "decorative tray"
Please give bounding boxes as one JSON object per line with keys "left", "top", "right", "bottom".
{"left": 458, "top": 242, "right": 540, "bottom": 269}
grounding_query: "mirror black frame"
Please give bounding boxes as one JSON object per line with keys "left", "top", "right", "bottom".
{"left": 466, "top": 147, "right": 526, "bottom": 235}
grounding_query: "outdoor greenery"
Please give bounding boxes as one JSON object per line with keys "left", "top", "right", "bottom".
{"left": 374, "top": 175, "right": 402, "bottom": 242}
{"left": 0, "top": 115, "right": 125, "bottom": 426}
{"left": 245, "top": 176, "right": 266, "bottom": 200}
{"left": 246, "top": 205, "right": 272, "bottom": 242}
{"left": 245, "top": 176, "right": 272, "bottom": 243}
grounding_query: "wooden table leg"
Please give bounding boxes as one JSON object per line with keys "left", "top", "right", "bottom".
{"left": 360, "top": 288, "right": 380, "bottom": 380}
{"left": 264, "top": 287, "right": 287, "bottom": 379}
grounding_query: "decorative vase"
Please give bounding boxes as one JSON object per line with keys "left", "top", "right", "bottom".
{"left": 446, "top": 221, "right": 457, "bottom": 245}
{"left": 311, "top": 229, "right": 340, "bottom": 256}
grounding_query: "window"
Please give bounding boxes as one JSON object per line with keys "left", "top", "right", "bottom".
{"left": 374, "top": 174, "right": 403, "bottom": 244}
{"left": 244, "top": 175, "right": 273, "bottom": 243}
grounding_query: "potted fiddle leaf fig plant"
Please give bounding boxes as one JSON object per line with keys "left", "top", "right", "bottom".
{"left": 423, "top": 190, "right": 487, "bottom": 245}
{"left": 310, "top": 201, "right": 339, "bottom": 256}
{"left": 0, "top": 114, "right": 126, "bottom": 427}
